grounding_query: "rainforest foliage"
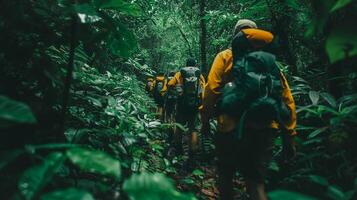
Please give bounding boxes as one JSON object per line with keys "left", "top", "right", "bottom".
{"left": 0, "top": 0, "right": 356, "bottom": 199}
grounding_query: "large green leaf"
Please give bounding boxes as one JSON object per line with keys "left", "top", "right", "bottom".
{"left": 98, "top": 12, "right": 137, "bottom": 58}
{"left": 74, "top": 3, "right": 102, "bottom": 23}
{"left": 107, "top": 22, "right": 137, "bottom": 58}
{"left": 309, "top": 175, "right": 329, "bottom": 186}
{"left": 305, "top": 0, "right": 335, "bottom": 37}
{"left": 309, "top": 91, "right": 320, "bottom": 105}
{"left": 330, "top": 0, "right": 354, "bottom": 12}
{"left": 123, "top": 173, "right": 196, "bottom": 200}
{"left": 40, "top": 188, "right": 94, "bottom": 200}
{"left": 18, "top": 152, "right": 65, "bottom": 200}
{"left": 308, "top": 126, "right": 329, "bottom": 139}
{"left": 0, "top": 95, "right": 36, "bottom": 127}
{"left": 317, "top": 105, "right": 339, "bottom": 115}
{"left": 284, "top": 0, "right": 300, "bottom": 9}
{"left": 66, "top": 147, "right": 121, "bottom": 179}
{"left": 326, "top": 24, "right": 357, "bottom": 64}
{"left": 268, "top": 190, "right": 317, "bottom": 200}
{"left": 24, "top": 143, "right": 78, "bottom": 154}
{"left": 327, "top": 185, "right": 345, "bottom": 200}
{"left": 98, "top": 0, "right": 141, "bottom": 16}
{"left": 192, "top": 169, "right": 205, "bottom": 178}
{"left": 320, "top": 92, "right": 337, "bottom": 108}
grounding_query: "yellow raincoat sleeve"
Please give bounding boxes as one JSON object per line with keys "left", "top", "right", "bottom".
{"left": 200, "top": 51, "right": 228, "bottom": 119}
{"left": 280, "top": 73, "right": 297, "bottom": 135}
{"left": 160, "top": 79, "right": 168, "bottom": 96}
{"left": 150, "top": 80, "right": 156, "bottom": 92}
{"left": 168, "top": 72, "right": 182, "bottom": 87}
{"left": 199, "top": 74, "right": 206, "bottom": 88}
{"left": 154, "top": 76, "right": 167, "bottom": 96}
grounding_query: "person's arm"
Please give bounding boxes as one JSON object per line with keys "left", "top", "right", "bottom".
{"left": 280, "top": 73, "right": 297, "bottom": 136}
{"left": 280, "top": 73, "right": 297, "bottom": 160}
{"left": 201, "top": 52, "right": 226, "bottom": 119}
{"left": 200, "top": 52, "right": 227, "bottom": 136}
{"left": 160, "top": 79, "right": 168, "bottom": 96}
{"left": 199, "top": 74, "right": 206, "bottom": 87}
{"left": 168, "top": 72, "right": 181, "bottom": 87}
{"left": 198, "top": 74, "right": 206, "bottom": 100}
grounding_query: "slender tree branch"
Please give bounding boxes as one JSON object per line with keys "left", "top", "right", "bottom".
{"left": 199, "top": 0, "right": 207, "bottom": 75}
{"left": 59, "top": 14, "right": 78, "bottom": 138}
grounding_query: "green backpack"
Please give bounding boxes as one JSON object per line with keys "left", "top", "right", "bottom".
{"left": 219, "top": 51, "right": 290, "bottom": 139}
{"left": 179, "top": 67, "right": 201, "bottom": 112}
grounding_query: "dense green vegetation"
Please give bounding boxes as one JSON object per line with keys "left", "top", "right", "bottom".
{"left": 0, "top": 0, "right": 356, "bottom": 199}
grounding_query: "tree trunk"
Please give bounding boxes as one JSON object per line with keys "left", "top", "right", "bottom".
{"left": 59, "top": 15, "right": 78, "bottom": 138}
{"left": 199, "top": 0, "right": 207, "bottom": 75}
{"left": 266, "top": 0, "right": 297, "bottom": 75}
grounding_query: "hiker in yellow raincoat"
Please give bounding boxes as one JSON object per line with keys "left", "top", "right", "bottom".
{"left": 200, "top": 19, "right": 297, "bottom": 200}
{"left": 167, "top": 58, "right": 206, "bottom": 169}
{"left": 152, "top": 72, "right": 167, "bottom": 120}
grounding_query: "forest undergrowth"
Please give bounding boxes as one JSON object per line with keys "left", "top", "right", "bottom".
{"left": 1, "top": 0, "right": 356, "bottom": 200}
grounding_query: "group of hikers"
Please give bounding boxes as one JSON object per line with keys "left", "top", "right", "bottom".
{"left": 145, "top": 19, "right": 297, "bottom": 200}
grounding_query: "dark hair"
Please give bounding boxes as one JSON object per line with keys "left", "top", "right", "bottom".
{"left": 231, "top": 31, "right": 253, "bottom": 62}
{"left": 233, "top": 26, "right": 251, "bottom": 35}
{"left": 168, "top": 71, "right": 176, "bottom": 76}
{"left": 156, "top": 72, "right": 165, "bottom": 76}
{"left": 186, "top": 58, "right": 196, "bottom": 67}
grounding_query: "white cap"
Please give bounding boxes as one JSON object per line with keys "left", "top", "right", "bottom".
{"left": 234, "top": 19, "right": 257, "bottom": 34}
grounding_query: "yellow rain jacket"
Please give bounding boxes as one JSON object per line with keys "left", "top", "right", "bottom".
{"left": 201, "top": 28, "right": 297, "bottom": 135}
{"left": 168, "top": 71, "right": 206, "bottom": 104}
{"left": 168, "top": 71, "right": 206, "bottom": 90}
{"left": 153, "top": 76, "right": 168, "bottom": 96}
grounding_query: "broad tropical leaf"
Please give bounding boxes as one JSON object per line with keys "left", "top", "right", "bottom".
{"left": 123, "top": 173, "right": 196, "bottom": 200}
{"left": 99, "top": 0, "right": 141, "bottom": 16}
{"left": 66, "top": 147, "right": 121, "bottom": 179}
{"left": 309, "top": 91, "right": 320, "bottom": 105}
{"left": 308, "top": 126, "right": 329, "bottom": 139}
{"left": 0, "top": 95, "right": 36, "bottom": 127}
{"left": 326, "top": 24, "right": 357, "bottom": 64}
{"left": 75, "top": 3, "right": 102, "bottom": 23}
{"left": 309, "top": 175, "right": 329, "bottom": 186}
{"left": 18, "top": 152, "right": 65, "bottom": 200}
{"left": 320, "top": 92, "right": 337, "bottom": 108}
{"left": 40, "top": 188, "right": 94, "bottom": 200}
{"left": 330, "top": 0, "right": 354, "bottom": 12}
{"left": 268, "top": 190, "right": 317, "bottom": 200}
{"left": 327, "top": 185, "right": 345, "bottom": 200}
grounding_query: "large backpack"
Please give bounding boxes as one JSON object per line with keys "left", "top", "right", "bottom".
{"left": 179, "top": 67, "right": 201, "bottom": 112}
{"left": 219, "top": 51, "right": 290, "bottom": 139}
{"left": 166, "top": 75, "right": 176, "bottom": 101}
{"left": 153, "top": 77, "right": 165, "bottom": 100}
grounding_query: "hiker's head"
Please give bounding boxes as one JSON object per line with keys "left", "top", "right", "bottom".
{"left": 156, "top": 72, "right": 165, "bottom": 77}
{"left": 186, "top": 57, "right": 196, "bottom": 67}
{"left": 233, "top": 19, "right": 257, "bottom": 35}
{"left": 168, "top": 71, "right": 176, "bottom": 77}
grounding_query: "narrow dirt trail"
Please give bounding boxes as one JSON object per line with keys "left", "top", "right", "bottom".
{"left": 149, "top": 107, "right": 249, "bottom": 199}
{"left": 169, "top": 159, "right": 247, "bottom": 199}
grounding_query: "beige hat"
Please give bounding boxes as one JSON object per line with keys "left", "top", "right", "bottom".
{"left": 234, "top": 19, "right": 257, "bottom": 34}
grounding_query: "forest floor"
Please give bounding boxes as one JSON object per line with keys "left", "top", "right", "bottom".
{"left": 158, "top": 147, "right": 252, "bottom": 200}
{"left": 151, "top": 110, "right": 248, "bottom": 200}
{"left": 172, "top": 163, "right": 247, "bottom": 200}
